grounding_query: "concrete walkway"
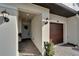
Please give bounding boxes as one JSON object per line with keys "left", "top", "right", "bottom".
{"left": 54, "top": 44, "right": 79, "bottom": 56}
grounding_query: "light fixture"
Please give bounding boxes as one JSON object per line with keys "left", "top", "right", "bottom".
{"left": 45, "top": 18, "right": 48, "bottom": 24}
{"left": 26, "top": 13, "right": 30, "bottom": 16}
{"left": 57, "top": 20, "right": 59, "bottom": 22}
{"left": 1, "top": 9, "right": 9, "bottom": 22}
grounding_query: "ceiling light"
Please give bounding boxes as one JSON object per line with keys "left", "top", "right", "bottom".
{"left": 26, "top": 14, "right": 30, "bottom": 16}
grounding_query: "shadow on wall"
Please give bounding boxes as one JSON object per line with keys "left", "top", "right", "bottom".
{"left": 0, "top": 16, "right": 4, "bottom": 25}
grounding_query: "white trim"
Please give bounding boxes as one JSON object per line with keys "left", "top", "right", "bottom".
{"left": 16, "top": 11, "right": 19, "bottom": 56}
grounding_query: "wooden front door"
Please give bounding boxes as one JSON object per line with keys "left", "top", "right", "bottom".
{"left": 50, "top": 22, "right": 63, "bottom": 44}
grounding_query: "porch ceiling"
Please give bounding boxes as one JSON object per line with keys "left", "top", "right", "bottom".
{"left": 19, "top": 11, "right": 34, "bottom": 22}
{"left": 34, "top": 3, "right": 77, "bottom": 18}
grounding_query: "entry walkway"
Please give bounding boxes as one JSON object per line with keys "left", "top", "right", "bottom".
{"left": 19, "top": 39, "right": 41, "bottom": 56}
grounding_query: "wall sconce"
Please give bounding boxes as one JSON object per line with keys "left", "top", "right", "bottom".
{"left": 45, "top": 18, "right": 48, "bottom": 24}
{"left": 1, "top": 9, "right": 9, "bottom": 22}
{"left": 57, "top": 20, "right": 59, "bottom": 22}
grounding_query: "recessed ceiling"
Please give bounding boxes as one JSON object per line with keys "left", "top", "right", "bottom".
{"left": 34, "top": 3, "right": 77, "bottom": 17}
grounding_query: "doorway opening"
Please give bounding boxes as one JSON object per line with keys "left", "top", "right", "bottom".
{"left": 18, "top": 10, "right": 41, "bottom": 56}
{"left": 50, "top": 22, "right": 63, "bottom": 44}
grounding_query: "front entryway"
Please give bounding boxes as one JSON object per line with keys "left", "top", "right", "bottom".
{"left": 18, "top": 10, "right": 42, "bottom": 56}
{"left": 50, "top": 22, "right": 63, "bottom": 44}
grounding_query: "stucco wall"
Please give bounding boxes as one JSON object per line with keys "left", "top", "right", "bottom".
{"left": 77, "top": 15, "right": 79, "bottom": 46}
{"left": 31, "top": 15, "right": 42, "bottom": 54}
{"left": 0, "top": 16, "right": 4, "bottom": 25}
{"left": 67, "top": 16, "right": 79, "bottom": 45}
{"left": 0, "top": 5, "right": 18, "bottom": 56}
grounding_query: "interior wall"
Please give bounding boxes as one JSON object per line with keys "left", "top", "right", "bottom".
{"left": 49, "top": 14, "right": 68, "bottom": 43}
{"left": 0, "top": 5, "right": 18, "bottom": 56}
{"left": 31, "top": 14, "right": 42, "bottom": 54}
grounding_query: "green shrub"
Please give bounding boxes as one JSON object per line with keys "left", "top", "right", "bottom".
{"left": 44, "top": 42, "right": 55, "bottom": 56}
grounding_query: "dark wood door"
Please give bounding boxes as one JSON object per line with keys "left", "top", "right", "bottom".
{"left": 50, "top": 23, "right": 63, "bottom": 44}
